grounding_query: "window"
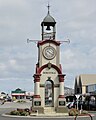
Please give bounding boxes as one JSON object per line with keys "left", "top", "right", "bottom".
{"left": 86, "top": 84, "right": 96, "bottom": 93}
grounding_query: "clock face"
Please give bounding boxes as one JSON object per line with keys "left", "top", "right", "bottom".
{"left": 43, "top": 46, "right": 56, "bottom": 60}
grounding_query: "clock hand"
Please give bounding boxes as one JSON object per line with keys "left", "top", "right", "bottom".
{"left": 47, "top": 50, "right": 53, "bottom": 55}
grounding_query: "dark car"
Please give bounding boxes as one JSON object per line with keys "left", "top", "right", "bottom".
{"left": 6, "top": 97, "right": 12, "bottom": 102}
{"left": 89, "top": 100, "right": 96, "bottom": 110}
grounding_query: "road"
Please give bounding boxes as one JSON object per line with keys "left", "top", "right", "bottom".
{"left": 0, "top": 101, "right": 96, "bottom": 120}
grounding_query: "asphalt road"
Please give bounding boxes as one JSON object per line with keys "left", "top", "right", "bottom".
{"left": 0, "top": 101, "right": 96, "bottom": 120}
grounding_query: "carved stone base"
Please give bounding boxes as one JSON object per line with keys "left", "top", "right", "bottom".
{"left": 32, "top": 107, "right": 44, "bottom": 114}
{"left": 55, "top": 106, "right": 68, "bottom": 113}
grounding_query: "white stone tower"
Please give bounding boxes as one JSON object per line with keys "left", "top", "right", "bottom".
{"left": 32, "top": 5, "right": 68, "bottom": 114}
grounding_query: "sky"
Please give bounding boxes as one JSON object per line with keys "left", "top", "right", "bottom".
{"left": 0, "top": 0, "right": 96, "bottom": 94}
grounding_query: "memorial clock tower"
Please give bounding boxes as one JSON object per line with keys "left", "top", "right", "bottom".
{"left": 32, "top": 5, "right": 68, "bottom": 114}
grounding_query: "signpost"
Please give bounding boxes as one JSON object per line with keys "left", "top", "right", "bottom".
{"left": 75, "top": 94, "right": 81, "bottom": 110}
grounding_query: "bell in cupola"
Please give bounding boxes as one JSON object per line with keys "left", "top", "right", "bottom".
{"left": 46, "top": 25, "right": 51, "bottom": 31}
{"left": 41, "top": 4, "right": 56, "bottom": 40}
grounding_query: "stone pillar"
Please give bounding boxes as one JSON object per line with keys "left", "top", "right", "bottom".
{"left": 56, "top": 74, "right": 68, "bottom": 113}
{"left": 59, "top": 82, "right": 64, "bottom": 97}
{"left": 32, "top": 74, "right": 43, "bottom": 113}
{"left": 35, "top": 82, "right": 39, "bottom": 95}
{"left": 58, "top": 74, "right": 65, "bottom": 98}
{"left": 33, "top": 74, "right": 41, "bottom": 98}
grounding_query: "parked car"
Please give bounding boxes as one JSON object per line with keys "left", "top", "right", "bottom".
{"left": 66, "top": 100, "right": 84, "bottom": 109}
{"left": 89, "top": 100, "right": 96, "bottom": 110}
{"left": 5, "top": 97, "right": 12, "bottom": 102}
{"left": 66, "top": 101, "right": 76, "bottom": 109}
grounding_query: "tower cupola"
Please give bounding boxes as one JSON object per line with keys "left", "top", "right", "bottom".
{"left": 41, "top": 4, "right": 56, "bottom": 40}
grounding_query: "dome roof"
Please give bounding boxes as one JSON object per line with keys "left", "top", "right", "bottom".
{"left": 41, "top": 4, "right": 56, "bottom": 26}
{"left": 43, "top": 13, "right": 56, "bottom": 23}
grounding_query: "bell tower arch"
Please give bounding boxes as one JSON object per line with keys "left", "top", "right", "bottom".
{"left": 45, "top": 79, "right": 54, "bottom": 107}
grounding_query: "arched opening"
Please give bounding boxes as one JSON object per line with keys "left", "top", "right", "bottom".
{"left": 45, "top": 79, "right": 54, "bottom": 107}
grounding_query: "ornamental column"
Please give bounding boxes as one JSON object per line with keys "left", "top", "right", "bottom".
{"left": 33, "top": 74, "right": 41, "bottom": 98}
{"left": 58, "top": 74, "right": 66, "bottom": 98}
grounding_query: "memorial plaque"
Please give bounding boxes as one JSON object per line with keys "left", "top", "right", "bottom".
{"left": 59, "top": 101, "right": 65, "bottom": 106}
{"left": 34, "top": 101, "right": 41, "bottom": 106}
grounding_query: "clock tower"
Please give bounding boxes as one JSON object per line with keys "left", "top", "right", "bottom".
{"left": 32, "top": 5, "right": 68, "bottom": 114}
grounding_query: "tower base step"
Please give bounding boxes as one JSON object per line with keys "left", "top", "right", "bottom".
{"left": 44, "top": 107, "right": 55, "bottom": 114}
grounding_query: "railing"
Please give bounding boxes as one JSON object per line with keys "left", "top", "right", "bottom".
{"left": 74, "top": 114, "right": 93, "bottom": 120}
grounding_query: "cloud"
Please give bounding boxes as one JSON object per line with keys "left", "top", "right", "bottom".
{"left": 61, "top": 45, "right": 96, "bottom": 87}
{"left": 0, "top": 0, "right": 96, "bottom": 92}
{"left": 0, "top": 45, "right": 37, "bottom": 79}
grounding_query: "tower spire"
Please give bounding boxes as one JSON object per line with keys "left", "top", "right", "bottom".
{"left": 47, "top": 3, "right": 50, "bottom": 14}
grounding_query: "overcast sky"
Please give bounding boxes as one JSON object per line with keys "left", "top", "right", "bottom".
{"left": 0, "top": 0, "right": 96, "bottom": 94}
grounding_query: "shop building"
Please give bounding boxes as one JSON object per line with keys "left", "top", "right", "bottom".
{"left": 74, "top": 74, "right": 96, "bottom": 94}
{"left": 11, "top": 88, "right": 26, "bottom": 99}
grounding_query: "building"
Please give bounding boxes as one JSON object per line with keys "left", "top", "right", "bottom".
{"left": 74, "top": 74, "right": 96, "bottom": 94}
{"left": 11, "top": 88, "right": 26, "bottom": 99}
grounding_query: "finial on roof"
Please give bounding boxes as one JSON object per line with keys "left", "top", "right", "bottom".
{"left": 47, "top": 2, "right": 50, "bottom": 14}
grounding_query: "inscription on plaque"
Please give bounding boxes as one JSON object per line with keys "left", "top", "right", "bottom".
{"left": 34, "top": 101, "right": 41, "bottom": 106}
{"left": 43, "top": 71, "right": 56, "bottom": 74}
{"left": 59, "top": 101, "right": 65, "bottom": 106}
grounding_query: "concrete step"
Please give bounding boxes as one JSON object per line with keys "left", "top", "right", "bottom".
{"left": 44, "top": 107, "right": 56, "bottom": 114}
